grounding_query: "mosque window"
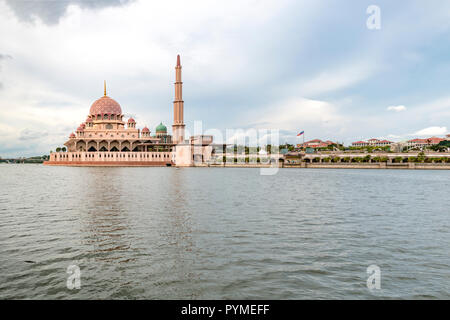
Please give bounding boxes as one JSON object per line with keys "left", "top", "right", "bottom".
{"left": 106, "top": 124, "right": 113, "bottom": 129}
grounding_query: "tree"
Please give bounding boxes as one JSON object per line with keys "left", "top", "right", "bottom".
{"left": 62, "top": 147, "right": 66, "bottom": 152}
{"left": 437, "top": 140, "right": 450, "bottom": 149}
{"left": 279, "top": 143, "right": 294, "bottom": 151}
{"left": 431, "top": 144, "right": 448, "bottom": 152}
{"left": 56, "top": 147, "right": 61, "bottom": 152}
{"left": 417, "top": 152, "right": 426, "bottom": 163}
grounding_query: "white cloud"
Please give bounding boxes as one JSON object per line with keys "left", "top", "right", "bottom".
{"left": 232, "top": 96, "right": 351, "bottom": 145}
{"left": 386, "top": 134, "right": 402, "bottom": 140}
{"left": 249, "top": 97, "right": 344, "bottom": 131}
{"left": 294, "top": 61, "right": 377, "bottom": 97}
{"left": 387, "top": 105, "right": 406, "bottom": 112}
{"left": 413, "top": 126, "right": 447, "bottom": 136}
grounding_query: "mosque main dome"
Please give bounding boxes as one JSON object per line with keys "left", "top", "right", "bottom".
{"left": 89, "top": 95, "right": 122, "bottom": 116}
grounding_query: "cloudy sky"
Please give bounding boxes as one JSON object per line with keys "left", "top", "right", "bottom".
{"left": 0, "top": 0, "right": 449, "bottom": 157}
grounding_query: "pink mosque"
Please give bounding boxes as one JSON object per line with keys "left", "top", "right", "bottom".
{"left": 44, "top": 55, "right": 215, "bottom": 167}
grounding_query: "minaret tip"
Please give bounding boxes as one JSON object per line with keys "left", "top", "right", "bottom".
{"left": 177, "top": 54, "right": 181, "bottom": 67}
{"left": 104, "top": 80, "right": 107, "bottom": 96}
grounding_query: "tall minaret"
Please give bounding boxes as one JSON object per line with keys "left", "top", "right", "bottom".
{"left": 172, "top": 54, "right": 185, "bottom": 144}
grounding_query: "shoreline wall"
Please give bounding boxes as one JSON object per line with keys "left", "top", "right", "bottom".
{"left": 43, "top": 161, "right": 171, "bottom": 167}
{"left": 284, "top": 163, "right": 450, "bottom": 170}
{"left": 10, "top": 161, "right": 450, "bottom": 169}
{"left": 207, "top": 162, "right": 450, "bottom": 170}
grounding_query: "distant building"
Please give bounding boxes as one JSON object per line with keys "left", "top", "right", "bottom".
{"left": 351, "top": 139, "right": 393, "bottom": 147}
{"left": 297, "top": 139, "right": 336, "bottom": 148}
{"left": 406, "top": 137, "right": 444, "bottom": 148}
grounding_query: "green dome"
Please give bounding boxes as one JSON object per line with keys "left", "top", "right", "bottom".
{"left": 155, "top": 122, "right": 167, "bottom": 133}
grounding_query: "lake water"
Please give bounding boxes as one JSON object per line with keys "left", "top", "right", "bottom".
{"left": 0, "top": 164, "right": 449, "bottom": 299}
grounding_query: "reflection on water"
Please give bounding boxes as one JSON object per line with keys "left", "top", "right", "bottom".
{"left": 81, "top": 168, "right": 131, "bottom": 264}
{"left": 0, "top": 164, "right": 449, "bottom": 299}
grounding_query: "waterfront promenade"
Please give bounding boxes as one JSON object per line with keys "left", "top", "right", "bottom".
{"left": 207, "top": 151, "right": 450, "bottom": 170}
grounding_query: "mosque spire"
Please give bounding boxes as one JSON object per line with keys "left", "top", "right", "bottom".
{"left": 104, "top": 80, "right": 107, "bottom": 96}
{"left": 172, "top": 54, "right": 185, "bottom": 144}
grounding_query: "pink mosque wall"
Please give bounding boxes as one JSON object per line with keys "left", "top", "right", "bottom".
{"left": 49, "top": 151, "right": 172, "bottom": 165}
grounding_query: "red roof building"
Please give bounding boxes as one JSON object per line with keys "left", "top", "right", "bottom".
{"left": 407, "top": 137, "right": 444, "bottom": 147}
{"left": 297, "top": 139, "right": 336, "bottom": 148}
{"left": 351, "top": 139, "right": 393, "bottom": 147}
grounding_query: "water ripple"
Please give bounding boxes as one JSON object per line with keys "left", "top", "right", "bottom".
{"left": 0, "top": 164, "right": 449, "bottom": 299}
